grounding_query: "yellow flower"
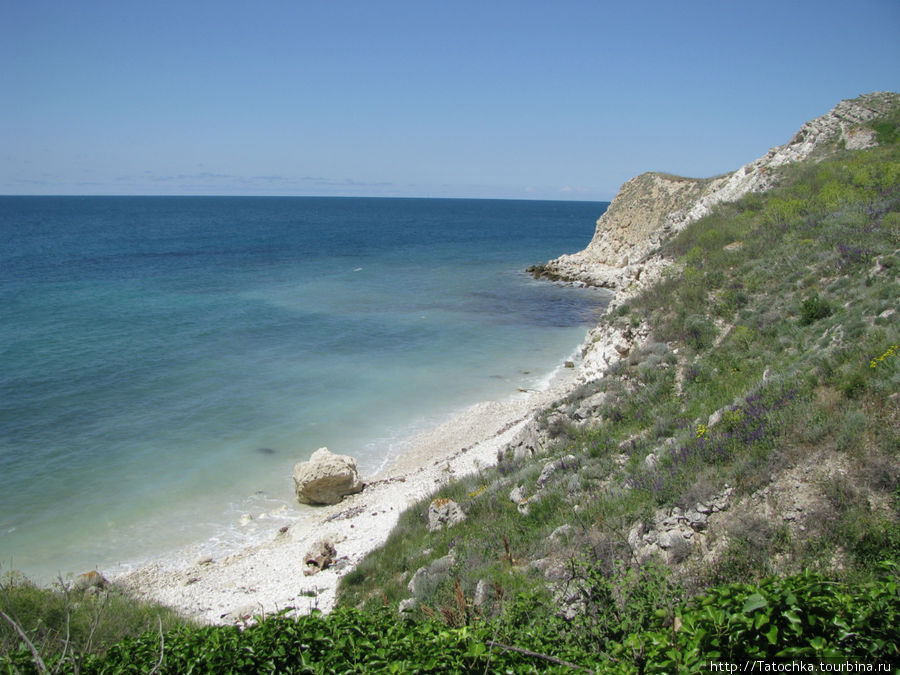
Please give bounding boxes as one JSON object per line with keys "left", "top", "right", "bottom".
{"left": 871, "top": 344, "right": 898, "bottom": 368}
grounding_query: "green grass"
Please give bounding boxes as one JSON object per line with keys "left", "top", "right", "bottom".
{"left": 1, "top": 570, "right": 192, "bottom": 669}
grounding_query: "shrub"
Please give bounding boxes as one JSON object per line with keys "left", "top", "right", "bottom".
{"left": 684, "top": 314, "right": 717, "bottom": 351}
{"left": 644, "top": 566, "right": 900, "bottom": 668}
{"left": 799, "top": 294, "right": 832, "bottom": 325}
{"left": 0, "top": 572, "right": 190, "bottom": 669}
{"left": 871, "top": 118, "right": 899, "bottom": 145}
{"left": 715, "top": 286, "right": 749, "bottom": 318}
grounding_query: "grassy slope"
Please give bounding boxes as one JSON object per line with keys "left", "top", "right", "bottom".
{"left": 337, "top": 115, "right": 900, "bottom": 619}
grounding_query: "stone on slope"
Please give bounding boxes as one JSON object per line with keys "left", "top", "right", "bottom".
{"left": 426, "top": 498, "right": 466, "bottom": 532}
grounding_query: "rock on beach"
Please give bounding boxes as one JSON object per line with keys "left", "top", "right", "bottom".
{"left": 303, "top": 539, "right": 337, "bottom": 576}
{"left": 293, "top": 447, "right": 364, "bottom": 505}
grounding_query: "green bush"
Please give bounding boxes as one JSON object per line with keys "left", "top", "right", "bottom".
{"left": 637, "top": 566, "right": 900, "bottom": 670}
{"left": 684, "top": 314, "right": 717, "bottom": 351}
{"left": 799, "top": 294, "right": 832, "bottom": 325}
{"left": 871, "top": 118, "right": 900, "bottom": 145}
{"left": 6, "top": 568, "right": 898, "bottom": 673}
{"left": 0, "top": 572, "right": 191, "bottom": 670}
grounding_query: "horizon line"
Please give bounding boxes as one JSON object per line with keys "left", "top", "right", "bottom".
{"left": 0, "top": 193, "right": 612, "bottom": 203}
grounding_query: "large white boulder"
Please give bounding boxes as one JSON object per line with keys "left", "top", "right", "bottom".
{"left": 293, "top": 447, "right": 363, "bottom": 505}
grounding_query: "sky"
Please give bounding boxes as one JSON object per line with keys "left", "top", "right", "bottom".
{"left": 2, "top": 0, "right": 898, "bottom": 201}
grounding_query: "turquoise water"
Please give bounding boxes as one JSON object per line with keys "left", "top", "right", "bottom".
{"left": 0, "top": 196, "right": 608, "bottom": 580}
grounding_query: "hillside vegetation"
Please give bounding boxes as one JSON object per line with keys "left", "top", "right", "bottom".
{"left": 3, "top": 104, "right": 899, "bottom": 672}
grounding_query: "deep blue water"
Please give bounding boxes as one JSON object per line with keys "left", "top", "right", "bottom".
{"left": 0, "top": 196, "right": 608, "bottom": 580}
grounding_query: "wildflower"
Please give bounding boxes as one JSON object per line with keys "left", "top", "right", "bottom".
{"left": 870, "top": 344, "right": 898, "bottom": 368}
{"left": 695, "top": 423, "right": 708, "bottom": 439}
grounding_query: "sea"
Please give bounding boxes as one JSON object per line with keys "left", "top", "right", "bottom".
{"left": 0, "top": 196, "right": 609, "bottom": 582}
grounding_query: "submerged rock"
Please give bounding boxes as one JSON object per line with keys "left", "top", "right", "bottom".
{"left": 293, "top": 447, "right": 364, "bottom": 505}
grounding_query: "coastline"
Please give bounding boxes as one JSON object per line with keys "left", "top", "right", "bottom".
{"left": 116, "top": 87, "right": 871, "bottom": 621}
{"left": 108, "top": 138, "right": 712, "bottom": 625}
{"left": 111, "top": 240, "right": 674, "bottom": 626}
{"left": 7, "top": 92, "right": 896, "bottom": 668}
{"left": 113, "top": 334, "right": 602, "bottom": 624}
{"left": 110, "top": 91, "right": 890, "bottom": 624}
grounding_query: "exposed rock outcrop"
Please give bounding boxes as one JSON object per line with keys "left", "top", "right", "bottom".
{"left": 407, "top": 550, "right": 456, "bottom": 597}
{"left": 293, "top": 447, "right": 364, "bottom": 505}
{"left": 627, "top": 488, "right": 735, "bottom": 565}
{"left": 426, "top": 498, "right": 466, "bottom": 531}
{"left": 473, "top": 578, "right": 495, "bottom": 607}
{"left": 534, "top": 92, "right": 900, "bottom": 289}
{"left": 536, "top": 454, "right": 577, "bottom": 489}
{"left": 578, "top": 319, "right": 651, "bottom": 382}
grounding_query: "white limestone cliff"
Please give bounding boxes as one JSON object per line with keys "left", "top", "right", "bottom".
{"left": 532, "top": 92, "right": 899, "bottom": 290}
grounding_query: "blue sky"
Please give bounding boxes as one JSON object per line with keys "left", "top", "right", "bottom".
{"left": 2, "top": 1, "right": 898, "bottom": 200}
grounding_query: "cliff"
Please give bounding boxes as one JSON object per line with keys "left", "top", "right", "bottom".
{"left": 530, "top": 91, "right": 900, "bottom": 289}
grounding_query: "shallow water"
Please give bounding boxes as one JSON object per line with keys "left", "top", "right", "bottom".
{"left": 0, "top": 196, "right": 608, "bottom": 581}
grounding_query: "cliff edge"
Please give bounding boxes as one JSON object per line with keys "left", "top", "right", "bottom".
{"left": 530, "top": 91, "right": 900, "bottom": 289}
